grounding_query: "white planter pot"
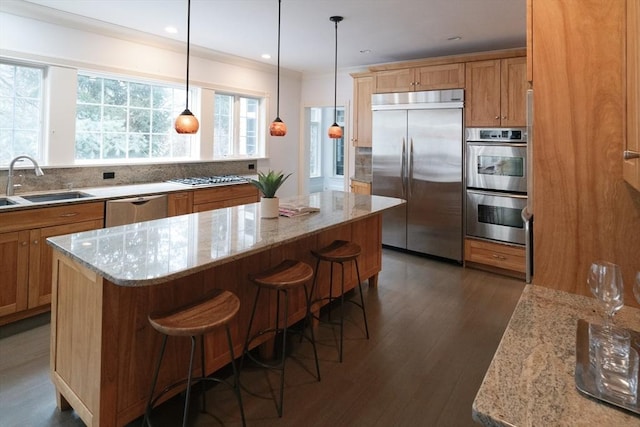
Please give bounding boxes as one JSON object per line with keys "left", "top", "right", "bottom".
{"left": 260, "top": 197, "right": 279, "bottom": 218}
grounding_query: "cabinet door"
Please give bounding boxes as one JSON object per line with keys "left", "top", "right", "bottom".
{"left": 0, "top": 230, "right": 29, "bottom": 317}
{"left": 28, "top": 219, "right": 103, "bottom": 309}
{"left": 352, "top": 75, "right": 373, "bottom": 147}
{"left": 500, "top": 57, "right": 527, "bottom": 127}
{"left": 465, "top": 60, "right": 501, "bottom": 127}
{"left": 416, "top": 63, "right": 465, "bottom": 90}
{"left": 374, "top": 68, "right": 414, "bottom": 93}
{"left": 168, "top": 191, "right": 193, "bottom": 216}
{"left": 624, "top": 0, "right": 640, "bottom": 191}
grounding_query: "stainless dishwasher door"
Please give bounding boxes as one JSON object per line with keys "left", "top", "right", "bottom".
{"left": 105, "top": 194, "right": 168, "bottom": 227}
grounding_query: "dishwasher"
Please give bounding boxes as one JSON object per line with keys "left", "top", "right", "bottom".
{"left": 105, "top": 194, "right": 168, "bottom": 227}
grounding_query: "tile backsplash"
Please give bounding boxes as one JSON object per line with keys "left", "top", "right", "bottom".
{"left": 1, "top": 160, "right": 256, "bottom": 195}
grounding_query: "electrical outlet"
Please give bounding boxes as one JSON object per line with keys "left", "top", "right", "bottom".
{"left": 248, "top": 163, "right": 255, "bottom": 170}
{"left": 103, "top": 171, "right": 115, "bottom": 179}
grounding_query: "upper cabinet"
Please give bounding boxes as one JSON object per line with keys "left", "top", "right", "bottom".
{"left": 465, "top": 57, "right": 527, "bottom": 127}
{"left": 374, "top": 63, "right": 465, "bottom": 93}
{"left": 351, "top": 72, "right": 373, "bottom": 147}
{"left": 624, "top": 0, "right": 640, "bottom": 191}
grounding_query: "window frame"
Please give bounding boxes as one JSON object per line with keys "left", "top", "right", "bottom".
{"left": 213, "top": 91, "right": 266, "bottom": 160}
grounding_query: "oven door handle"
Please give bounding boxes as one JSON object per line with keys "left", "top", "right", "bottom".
{"left": 466, "top": 188, "right": 528, "bottom": 199}
{"left": 466, "top": 142, "right": 527, "bottom": 148}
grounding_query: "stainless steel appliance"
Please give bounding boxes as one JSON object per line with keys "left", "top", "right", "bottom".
{"left": 523, "top": 88, "right": 534, "bottom": 283}
{"left": 465, "top": 127, "right": 528, "bottom": 246}
{"left": 105, "top": 194, "right": 168, "bottom": 227}
{"left": 466, "top": 189, "right": 527, "bottom": 245}
{"left": 465, "top": 128, "right": 527, "bottom": 193}
{"left": 372, "top": 89, "right": 464, "bottom": 261}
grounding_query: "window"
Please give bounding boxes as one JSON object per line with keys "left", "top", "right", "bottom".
{"left": 333, "top": 109, "right": 345, "bottom": 177}
{"left": 75, "top": 72, "right": 194, "bottom": 162}
{"left": 309, "top": 107, "right": 322, "bottom": 178}
{"left": 0, "top": 62, "right": 44, "bottom": 165}
{"left": 214, "top": 93, "right": 261, "bottom": 158}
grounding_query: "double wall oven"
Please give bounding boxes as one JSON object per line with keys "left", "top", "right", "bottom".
{"left": 465, "top": 128, "right": 528, "bottom": 245}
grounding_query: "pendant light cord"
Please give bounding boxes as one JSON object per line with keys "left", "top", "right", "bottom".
{"left": 276, "top": 0, "right": 281, "bottom": 117}
{"left": 185, "top": 0, "right": 191, "bottom": 111}
{"left": 333, "top": 17, "right": 338, "bottom": 124}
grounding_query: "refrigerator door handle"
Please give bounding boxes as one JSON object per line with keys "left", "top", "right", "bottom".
{"left": 401, "top": 138, "right": 407, "bottom": 198}
{"left": 408, "top": 138, "right": 414, "bottom": 198}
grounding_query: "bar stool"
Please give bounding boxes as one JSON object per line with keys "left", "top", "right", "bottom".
{"left": 143, "top": 289, "right": 246, "bottom": 427}
{"left": 242, "top": 259, "right": 321, "bottom": 417}
{"left": 310, "top": 240, "right": 370, "bottom": 362}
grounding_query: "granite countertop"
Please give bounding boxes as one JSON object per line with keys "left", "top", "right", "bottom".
{"left": 473, "top": 285, "right": 640, "bottom": 426}
{"left": 0, "top": 176, "right": 257, "bottom": 212}
{"left": 46, "top": 191, "right": 403, "bottom": 287}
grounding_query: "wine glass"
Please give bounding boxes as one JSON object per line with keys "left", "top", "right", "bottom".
{"left": 587, "top": 261, "right": 624, "bottom": 328}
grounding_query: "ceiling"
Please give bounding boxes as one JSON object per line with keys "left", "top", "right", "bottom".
{"left": 10, "top": 0, "right": 526, "bottom": 74}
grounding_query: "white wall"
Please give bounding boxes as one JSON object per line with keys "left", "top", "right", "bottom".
{"left": 0, "top": 9, "right": 365, "bottom": 198}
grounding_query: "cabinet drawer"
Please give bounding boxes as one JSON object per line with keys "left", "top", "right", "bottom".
{"left": 0, "top": 202, "right": 104, "bottom": 234}
{"left": 465, "top": 238, "right": 525, "bottom": 273}
{"left": 192, "top": 184, "right": 258, "bottom": 206}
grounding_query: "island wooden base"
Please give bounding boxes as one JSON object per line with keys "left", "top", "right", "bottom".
{"left": 50, "top": 215, "right": 381, "bottom": 427}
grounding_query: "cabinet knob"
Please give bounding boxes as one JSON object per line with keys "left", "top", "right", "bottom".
{"left": 495, "top": 116, "right": 500, "bottom": 120}
{"left": 21, "top": 241, "right": 28, "bottom": 246}
{"left": 624, "top": 150, "right": 640, "bottom": 160}
{"left": 33, "top": 240, "right": 39, "bottom": 245}
{"left": 502, "top": 116, "right": 507, "bottom": 119}
{"left": 491, "top": 254, "right": 507, "bottom": 261}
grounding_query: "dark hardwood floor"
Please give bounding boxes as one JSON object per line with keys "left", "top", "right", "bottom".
{"left": 0, "top": 249, "right": 525, "bottom": 427}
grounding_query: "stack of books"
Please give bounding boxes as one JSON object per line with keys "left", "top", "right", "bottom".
{"left": 278, "top": 203, "right": 320, "bottom": 217}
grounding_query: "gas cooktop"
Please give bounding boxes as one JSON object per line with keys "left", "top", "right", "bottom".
{"left": 168, "top": 175, "right": 249, "bottom": 186}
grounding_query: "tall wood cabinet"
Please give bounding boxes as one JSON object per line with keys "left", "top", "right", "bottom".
{"left": 0, "top": 202, "right": 104, "bottom": 324}
{"left": 625, "top": 0, "right": 640, "bottom": 191}
{"left": 351, "top": 72, "right": 373, "bottom": 147}
{"left": 465, "top": 57, "right": 527, "bottom": 127}
{"left": 529, "top": 0, "right": 640, "bottom": 306}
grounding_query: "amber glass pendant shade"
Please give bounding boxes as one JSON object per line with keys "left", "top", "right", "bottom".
{"left": 270, "top": 117, "right": 287, "bottom": 136}
{"left": 328, "top": 123, "right": 343, "bottom": 139}
{"left": 175, "top": 109, "right": 200, "bottom": 134}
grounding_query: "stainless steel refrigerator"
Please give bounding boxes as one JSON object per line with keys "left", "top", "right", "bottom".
{"left": 372, "top": 89, "right": 464, "bottom": 262}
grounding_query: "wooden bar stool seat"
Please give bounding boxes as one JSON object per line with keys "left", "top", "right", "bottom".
{"left": 143, "top": 289, "right": 246, "bottom": 427}
{"left": 242, "top": 259, "right": 320, "bottom": 417}
{"left": 310, "top": 240, "right": 370, "bottom": 362}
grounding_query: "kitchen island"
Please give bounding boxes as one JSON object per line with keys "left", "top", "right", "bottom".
{"left": 473, "top": 285, "right": 640, "bottom": 426}
{"left": 46, "top": 191, "right": 403, "bottom": 427}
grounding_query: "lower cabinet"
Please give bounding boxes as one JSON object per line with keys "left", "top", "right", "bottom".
{"left": 0, "top": 202, "right": 104, "bottom": 325}
{"left": 167, "top": 191, "right": 193, "bottom": 216}
{"left": 350, "top": 179, "right": 371, "bottom": 195}
{"left": 464, "top": 237, "right": 525, "bottom": 279}
{"left": 192, "top": 183, "right": 259, "bottom": 212}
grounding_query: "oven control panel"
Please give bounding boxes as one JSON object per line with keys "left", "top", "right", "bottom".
{"left": 466, "top": 128, "right": 527, "bottom": 143}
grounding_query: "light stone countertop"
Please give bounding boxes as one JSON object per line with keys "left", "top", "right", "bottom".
{"left": 46, "top": 191, "right": 403, "bottom": 287}
{"left": 0, "top": 177, "right": 257, "bottom": 212}
{"left": 473, "top": 285, "right": 640, "bottom": 426}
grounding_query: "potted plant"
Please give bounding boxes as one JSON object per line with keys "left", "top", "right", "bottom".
{"left": 249, "top": 170, "right": 291, "bottom": 218}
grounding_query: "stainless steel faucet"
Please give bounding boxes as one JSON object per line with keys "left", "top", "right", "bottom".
{"left": 6, "top": 155, "right": 44, "bottom": 196}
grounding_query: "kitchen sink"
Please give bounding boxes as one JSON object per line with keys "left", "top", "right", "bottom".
{"left": 21, "top": 191, "right": 92, "bottom": 203}
{"left": 0, "top": 197, "right": 18, "bottom": 206}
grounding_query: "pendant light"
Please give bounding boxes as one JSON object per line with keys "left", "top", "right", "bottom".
{"left": 269, "top": 0, "right": 287, "bottom": 136}
{"left": 175, "top": 0, "right": 199, "bottom": 134}
{"left": 328, "top": 16, "right": 343, "bottom": 139}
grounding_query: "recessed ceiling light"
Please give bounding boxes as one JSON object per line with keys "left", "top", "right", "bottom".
{"left": 447, "top": 36, "right": 462, "bottom": 41}
{"left": 261, "top": 53, "right": 272, "bottom": 60}
{"left": 165, "top": 26, "right": 178, "bottom": 34}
